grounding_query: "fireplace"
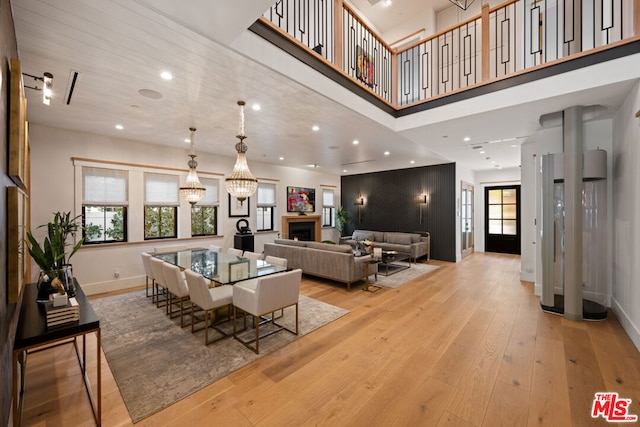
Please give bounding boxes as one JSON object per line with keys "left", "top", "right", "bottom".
{"left": 281, "top": 215, "right": 321, "bottom": 241}
{"left": 289, "top": 221, "right": 315, "bottom": 241}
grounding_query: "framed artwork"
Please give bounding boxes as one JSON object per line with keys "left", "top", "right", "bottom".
{"left": 7, "top": 187, "right": 28, "bottom": 304}
{"left": 229, "top": 194, "right": 250, "bottom": 217}
{"left": 228, "top": 260, "right": 249, "bottom": 282}
{"left": 8, "top": 58, "right": 29, "bottom": 191}
{"left": 356, "top": 46, "right": 374, "bottom": 88}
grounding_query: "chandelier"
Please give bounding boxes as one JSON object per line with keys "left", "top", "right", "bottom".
{"left": 225, "top": 101, "right": 258, "bottom": 204}
{"left": 179, "top": 127, "right": 206, "bottom": 205}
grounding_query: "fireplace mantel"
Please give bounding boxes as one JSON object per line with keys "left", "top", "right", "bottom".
{"left": 281, "top": 215, "right": 321, "bottom": 241}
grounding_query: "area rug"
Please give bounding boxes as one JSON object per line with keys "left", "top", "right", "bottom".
{"left": 91, "top": 290, "right": 349, "bottom": 423}
{"left": 374, "top": 262, "right": 439, "bottom": 288}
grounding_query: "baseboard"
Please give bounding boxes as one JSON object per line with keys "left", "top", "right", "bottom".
{"left": 611, "top": 298, "right": 640, "bottom": 352}
{"left": 82, "top": 275, "right": 145, "bottom": 296}
{"left": 520, "top": 270, "right": 535, "bottom": 282}
{"left": 534, "top": 281, "right": 542, "bottom": 296}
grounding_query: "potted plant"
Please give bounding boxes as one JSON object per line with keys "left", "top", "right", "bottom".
{"left": 335, "top": 206, "right": 350, "bottom": 236}
{"left": 26, "top": 211, "right": 84, "bottom": 300}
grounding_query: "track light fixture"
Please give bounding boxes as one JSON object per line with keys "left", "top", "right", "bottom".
{"left": 23, "top": 71, "right": 54, "bottom": 105}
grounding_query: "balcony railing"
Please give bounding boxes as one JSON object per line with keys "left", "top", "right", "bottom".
{"left": 262, "top": 0, "right": 638, "bottom": 110}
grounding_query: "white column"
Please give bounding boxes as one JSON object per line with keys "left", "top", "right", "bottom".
{"left": 563, "top": 106, "right": 583, "bottom": 321}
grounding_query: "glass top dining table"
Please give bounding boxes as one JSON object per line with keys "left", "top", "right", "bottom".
{"left": 153, "top": 248, "right": 287, "bottom": 285}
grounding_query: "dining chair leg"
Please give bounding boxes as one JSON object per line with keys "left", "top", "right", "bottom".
{"left": 255, "top": 315, "right": 260, "bottom": 354}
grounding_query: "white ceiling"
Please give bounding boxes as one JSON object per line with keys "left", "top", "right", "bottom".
{"left": 11, "top": 0, "right": 639, "bottom": 176}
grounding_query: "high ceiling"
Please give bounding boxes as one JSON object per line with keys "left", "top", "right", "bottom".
{"left": 11, "top": 0, "right": 638, "bottom": 176}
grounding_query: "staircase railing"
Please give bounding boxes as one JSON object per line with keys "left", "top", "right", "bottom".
{"left": 262, "top": 0, "right": 639, "bottom": 110}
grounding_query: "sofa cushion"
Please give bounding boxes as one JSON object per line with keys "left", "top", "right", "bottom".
{"left": 306, "top": 241, "right": 353, "bottom": 253}
{"left": 385, "top": 232, "right": 413, "bottom": 245}
{"left": 410, "top": 234, "right": 422, "bottom": 243}
{"left": 352, "top": 230, "right": 374, "bottom": 241}
{"left": 274, "top": 238, "right": 307, "bottom": 247}
{"left": 370, "top": 231, "right": 385, "bottom": 242}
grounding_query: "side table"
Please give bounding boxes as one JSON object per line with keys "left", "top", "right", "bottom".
{"left": 13, "top": 280, "right": 101, "bottom": 426}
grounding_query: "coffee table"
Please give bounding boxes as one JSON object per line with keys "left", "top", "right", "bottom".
{"left": 378, "top": 250, "right": 411, "bottom": 276}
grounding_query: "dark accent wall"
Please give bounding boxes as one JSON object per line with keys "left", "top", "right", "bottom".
{"left": 341, "top": 163, "right": 456, "bottom": 262}
{"left": 1, "top": 1, "right": 20, "bottom": 424}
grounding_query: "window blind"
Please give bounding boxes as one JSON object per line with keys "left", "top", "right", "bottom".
{"left": 257, "top": 183, "right": 276, "bottom": 206}
{"left": 83, "top": 167, "right": 128, "bottom": 205}
{"left": 145, "top": 173, "right": 179, "bottom": 205}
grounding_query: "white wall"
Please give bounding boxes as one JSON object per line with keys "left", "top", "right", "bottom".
{"left": 29, "top": 124, "right": 340, "bottom": 294}
{"left": 611, "top": 81, "right": 640, "bottom": 351}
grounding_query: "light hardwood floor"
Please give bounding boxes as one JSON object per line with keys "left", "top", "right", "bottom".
{"left": 19, "top": 252, "right": 640, "bottom": 426}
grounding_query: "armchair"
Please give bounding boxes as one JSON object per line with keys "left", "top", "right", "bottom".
{"left": 232, "top": 269, "right": 302, "bottom": 353}
{"left": 161, "top": 262, "right": 192, "bottom": 327}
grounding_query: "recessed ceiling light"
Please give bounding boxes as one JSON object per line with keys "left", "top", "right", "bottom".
{"left": 115, "top": 124, "right": 124, "bottom": 130}
{"left": 343, "top": 169, "right": 347, "bottom": 173}
{"left": 479, "top": 150, "right": 486, "bottom": 154}
{"left": 252, "top": 104, "right": 261, "bottom": 111}
{"left": 463, "top": 136, "right": 471, "bottom": 141}
{"left": 312, "top": 125, "right": 319, "bottom": 131}
{"left": 384, "top": 151, "right": 390, "bottom": 155}
{"left": 184, "top": 138, "right": 190, "bottom": 143}
{"left": 383, "top": 0, "right": 392, "bottom": 6}
{"left": 279, "top": 157, "right": 284, "bottom": 160}
{"left": 353, "top": 140, "right": 359, "bottom": 145}
{"left": 410, "top": 160, "right": 415, "bottom": 164}
{"left": 511, "top": 144, "right": 518, "bottom": 148}
{"left": 160, "top": 71, "right": 172, "bottom": 80}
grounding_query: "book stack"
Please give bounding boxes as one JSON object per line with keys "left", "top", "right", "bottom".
{"left": 45, "top": 297, "right": 80, "bottom": 328}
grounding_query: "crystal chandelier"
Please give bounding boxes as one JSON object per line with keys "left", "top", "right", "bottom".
{"left": 225, "top": 101, "right": 258, "bottom": 204}
{"left": 179, "top": 127, "right": 206, "bottom": 205}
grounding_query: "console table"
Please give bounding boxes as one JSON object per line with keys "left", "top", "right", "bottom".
{"left": 13, "top": 280, "right": 101, "bottom": 426}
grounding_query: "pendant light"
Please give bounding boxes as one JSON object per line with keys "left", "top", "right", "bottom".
{"left": 225, "top": 101, "right": 258, "bottom": 205}
{"left": 179, "top": 127, "right": 206, "bottom": 205}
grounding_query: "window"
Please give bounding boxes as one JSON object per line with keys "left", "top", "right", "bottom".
{"left": 82, "top": 167, "right": 128, "bottom": 243}
{"left": 191, "top": 179, "right": 219, "bottom": 236}
{"left": 256, "top": 183, "right": 276, "bottom": 231}
{"left": 322, "top": 188, "right": 335, "bottom": 227}
{"left": 144, "top": 173, "right": 178, "bottom": 239}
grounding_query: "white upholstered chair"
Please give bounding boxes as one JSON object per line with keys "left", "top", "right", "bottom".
{"left": 208, "top": 244, "right": 221, "bottom": 253}
{"left": 184, "top": 270, "right": 233, "bottom": 345}
{"left": 242, "top": 251, "right": 263, "bottom": 260}
{"left": 154, "top": 245, "right": 186, "bottom": 254}
{"left": 264, "top": 255, "right": 288, "bottom": 269}
{"left": 226, "top": 248, "right": 243, "bottom": 256}
{"left": 161, "top": 262, "right": 192, "bottom": 327}
{"left": 140, "top": 252, "right": 155, "bottom": 299}
{"left": 149, "top": 257, "right": 168, "bottom": 308}
{"left": 232, "top": 269, "right": 302, "bottom": 354}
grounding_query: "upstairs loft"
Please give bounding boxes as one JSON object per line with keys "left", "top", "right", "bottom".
{"left": 255, "top": 0, "right": 640, "bottom": 116}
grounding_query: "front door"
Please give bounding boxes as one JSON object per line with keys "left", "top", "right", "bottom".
{"left": 461, "top": 182, "right": 474, "bottom": 259}
{"left": 485, "top": 185, "right": 521, "bottom": 254}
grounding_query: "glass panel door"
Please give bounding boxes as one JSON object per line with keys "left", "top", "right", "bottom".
{"left": 461, "top": 182, "right": 474, "bottom": 259}
{"left": 485, "top": 185, "right": 521, "bottom": 254}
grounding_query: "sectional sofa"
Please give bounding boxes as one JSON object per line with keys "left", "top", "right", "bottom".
{"left": 340, "top": 230, "right": 430, "bottom": 262}
{"left": 263, "top": 239, "right": 373, "bottom": 290}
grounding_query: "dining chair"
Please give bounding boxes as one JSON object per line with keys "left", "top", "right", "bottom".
{"left": 208, "top": 244, "right": 221, "bottom": 253}
{"left": 140, "top": 252, "right": 155, "bottom": 299}
{"left": 184, "top": 270, "right": 234, "bottom": 345}
{"left": 154, "top": 245, "right": 186, "bottom": 254}
{"left": 161, "top": 262, "right": 192, "bottom": 327}
{"left": 149, "top": 257, "right": 168, "bottom": 309}
{"left": 264, "top": 255, "right": 288, "bottom": 269}
{"left": 232, "top": 269, "right": 302, "bottom": 354}
{"left": 226, "top": 248, "right": 243, "bottom": 256}
{"left": 242, "top": 251, "right": 263, "bottom": 260}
